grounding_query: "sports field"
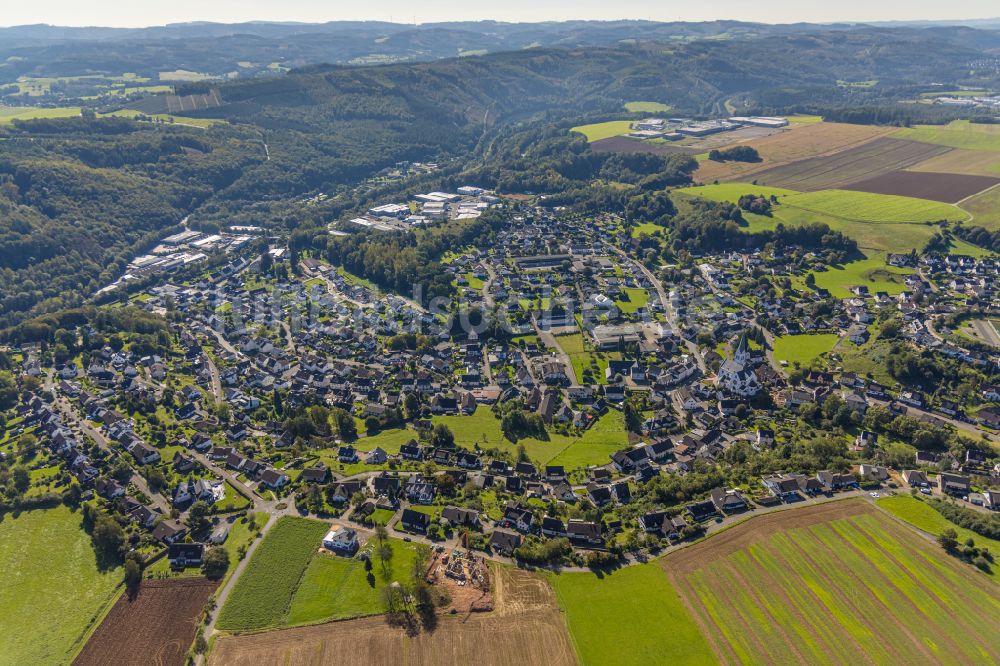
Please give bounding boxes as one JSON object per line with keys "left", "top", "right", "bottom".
{"left": 664, "top": 500, "right": 1000, "bottom": 665}
{"left": 0, "top": 506, "right": 122, "bottom": 666}
{"left": 625, "top": 101, "right": 671, "bottom": 113}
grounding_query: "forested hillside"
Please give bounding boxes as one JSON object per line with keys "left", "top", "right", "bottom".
{"left": 0, "top": 119, "right": 263, "bottom": 325}
{"left": 1, "top": 27, "right": 999, "bottom": 325}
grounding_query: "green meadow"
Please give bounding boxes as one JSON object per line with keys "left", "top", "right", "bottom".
{"left": 0, "top": 506, "right": 122, "bottom": 665}
{"left": 570, "top": 120, "right": 634, "bottom": 142}
{"left": 773, "top": 333, "right": 840, "bottom": 367}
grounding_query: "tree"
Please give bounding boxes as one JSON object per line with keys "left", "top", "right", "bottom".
{"left": 938, "top": 528, "right": 959, "bottom": 553}
{"left": 187, "top": 500, "right": 211, "bottom": 534}
{"left": 0, "top": 371, "right": 17, "bottom": 410}
{"left": 202, "top": 546, "right": 230, "bottom": 578}
{"left": 91, "top": 514, "right": 126, "bottom": 561}
{"left": 124, "top": 558, "right": 142, "bottom": 592}
{"left": 431, "top": 423, "right": 455, "bottom": 449}
{"left": 10, "top": 466, "right": 30, "bottom": 495}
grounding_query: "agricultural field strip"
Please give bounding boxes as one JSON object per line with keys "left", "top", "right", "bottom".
{"left": 216, "top": 518, "right": 329, "bottom": 631}
{"left": 666, "top": 503, "right": 1000, "bottom": 665}
{"left": 750, "top": 138, "right": 950, "bottom": 191}
{"left": 839, "top": 170, "right": 1000, "bottom": 204}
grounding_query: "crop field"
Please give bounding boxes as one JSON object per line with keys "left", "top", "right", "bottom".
{"left": 841, "top": 170, "right": 1000, "bottom": 203}
{"left": 208, "top": 566, "right": 575, "bottom": 666}
{"left": 74, "top": 578, "right": 217, "bottom": 666}
{"left": 664, "top": 500, "right": 1000, "bottom": 665}
{"left": 809, "top": 255, "right": 913, "bottom": 299}
{"left": 748, "top": 137, "right": 950, "bottom": 191}
{"left": 908, "top": 148, "right": 1000, "bottom": 176}
{"left": 782, "top": 189, "right": 967, "bottom": 223}
{"left": 893, "top": 120, "right": 1000, "bottom": 151}
{"left": 958, "top": 184, "right": 1000, "bottom": 231}
{"left": 772, "top": 333, "right": 840, "bottom": 367}
{"left": 285, "top": 537, "right": 420, "bottom": 627}
{"left": 216, "top": 517, "right": 330, "bottom": 631}
{"left": 694, "top": 121, "right": 892, "bottom": 183}
{"left": 1, "top": 506, "right": 122, "bottom": 666}
{"left": 550, "top": 562, "right": 714, "bottom": 665}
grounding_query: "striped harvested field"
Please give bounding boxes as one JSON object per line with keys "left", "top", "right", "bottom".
{"left": 749, "top": 137, "right": 949, "bottom": 191}
{"left": 663, "top": 500, "right": 1000, "bottom": 666}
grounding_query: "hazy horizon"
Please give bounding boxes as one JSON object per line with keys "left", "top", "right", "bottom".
{"left": 2, "top": 1, "right": 999, "bottom": 30}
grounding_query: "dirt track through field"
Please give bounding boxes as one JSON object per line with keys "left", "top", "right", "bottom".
{"left": 209, "top": 565, "right": 576, "bottom": 666}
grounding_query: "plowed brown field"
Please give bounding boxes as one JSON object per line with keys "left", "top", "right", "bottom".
{"left": 74, "top": 578, "right": 217, "bottom": 666}
{"left": 842, "top": 170, "right": 1000, "bottom": 203}
{"left": 208, "top": 565, "right": 575, "bottom": 666}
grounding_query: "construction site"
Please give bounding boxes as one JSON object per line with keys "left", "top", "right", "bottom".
{"left": 426, "top": 547, "right": 494, "bottom": 614}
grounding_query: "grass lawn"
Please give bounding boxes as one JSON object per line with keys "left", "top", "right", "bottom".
{"left": 616, "top": 287, "right": 649, "bottom": 313}
{"left": 783, "top": 190, "right": 968, "bottom": 223}
{"left": 625, "top": 101, "right": 671, "bottom": 113}
{"left": 809, "top": 254, "right": 913, "bottom": 299}
{"left": 631, "top": 222, "right": 667, "bottom": 238}
{"left": 877, "top": 495, "right": 1000, "bottom": 563}
{"left": 556, "top": 332, "right": 620, "bottom": 385}
{"left": 549, "top": 564, "right": 714, "bottom": 665}
{"left": 0, "top": 506, "right": 122, "bottom": 665}
{"left": 570, "top": 120, "right": 633, "bottom": 142}
{"left": 354, "top": 427, "right": 414, "bottom": 454}
{"left": 546, "top": 410, "right": 628, "bottom": 470}
{"left": 366, "top": 508, "right": 396, "bottom": 526}
{"left": 835, "top": 338, "right": 895, "bottom": 385}
{"left": 773, "top": 333, "right": 840, "bottom": 368}
{"left": 216, "top": 517, "right": 329, "bottom": 631}
{"left": 285, "top": 537, "right": 420, "bottom": 626}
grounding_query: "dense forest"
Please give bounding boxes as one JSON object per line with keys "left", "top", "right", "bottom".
{"left": 3, "top": 26, "right": 1000, "bottom": 325}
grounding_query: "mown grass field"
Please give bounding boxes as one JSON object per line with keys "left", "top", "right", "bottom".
{"left": 0, "top": 105, "right": 82, "bottom": 123}
{"left": 783, "top": 189, "right": 968, "bottom": 223}
{"left": 877, "top": 495, "right": 1000, "bottom": 568}
{"left": 570, "top": 120, "right": 633, "bottom": 142}
{"left": 546, "top": 410, "right": 628, "bottom": 470}
{"left": 216, "top": 517, "right": 329, "bottom": 631}
{"left": 809, "top": 254, "right": 913, "bottom": 299}
{"left": 549, "top": 563, "right": 715, "bottom": 665}
{"left": 285, "top": 537, "right": 420, "bottom": 626}
{"left": 616, "top": 287, "right": 649, "bottom": 313}
{"left": 625, "top": 101, "right": 671, "bottom": 113}
{"left": 666, "top": 501, "right": 1000, "bottom": 665}
{"left": 0, "top": 506, "right": 122, "bottom": 665}
{"left": 773, "top": 333, "right": 840, "bottom": 367}
{"left": 959, "top": 183, "right": 1000, "bottom": 231}
{"left": 894, "top": 120, "right": 1000, "bottom": 151}
{"left": 556, "top": 332, "right": 620, "bottom": 385}
{"left": 676, "top": 182, "right": 799, "bottom": 202}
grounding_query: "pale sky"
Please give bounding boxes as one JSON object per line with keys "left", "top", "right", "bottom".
{"left": 1, "top": 1, "right": 998, "bottom": 29}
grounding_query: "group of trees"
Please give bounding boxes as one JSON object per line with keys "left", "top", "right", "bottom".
{"left": 708, "top": 146, "right": 761, "bottom": 163}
